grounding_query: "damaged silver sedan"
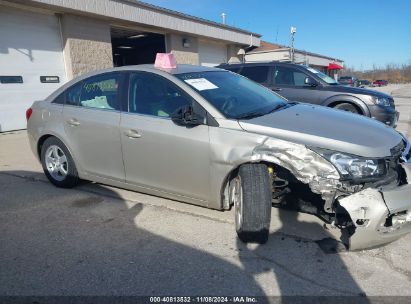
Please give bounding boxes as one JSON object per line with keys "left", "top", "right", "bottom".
{"left": 27, "top": 61, "right": 411, "bottom": 250}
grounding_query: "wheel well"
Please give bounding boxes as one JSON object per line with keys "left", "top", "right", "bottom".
{"left": 220, "top": 161, "right": 275, "bottom": 210}
{"left": 37, "top": 135, "right": 54, "bottom": 158}
{"left": 328, "top": 101, "right": 363, "bottom": 115}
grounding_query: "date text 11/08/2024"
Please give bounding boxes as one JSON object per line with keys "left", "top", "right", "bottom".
{"left": 149, "top": 296, "right": 258, "bottom": 303}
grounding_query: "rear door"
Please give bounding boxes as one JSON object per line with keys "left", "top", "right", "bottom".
{"left": 120, "top": 71, "right": 211, "bottom": 202}
{"left": 272, "top": 65, "right": 322, "bottom": 104}
{"left": 62, "top": 73, "right": 125, "bottom": 181}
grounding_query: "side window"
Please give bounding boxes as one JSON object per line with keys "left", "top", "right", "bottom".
{"left": 65, "top": 82, "right": 82, "bottom": 106}
{"left": 129, "top": 72, "right": 193, "bottom": 118}
{"left": 240, "top": 66, "right": 269, "bottom": 84}
{"left": 274, "top": 66, "right": 309, "bottom": 86}
{"left": 79, "top": 74, "right": 121, "bottom": 110}
{"left": 52, "top": 91, "right": 65, "bottom": 104}
{"left": 225, "top": 66, "right": 241, "bottom": 74}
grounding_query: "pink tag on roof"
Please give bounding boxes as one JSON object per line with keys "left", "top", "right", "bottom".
{"left": 154, "top": 53, "right": 177, "bottom": 69}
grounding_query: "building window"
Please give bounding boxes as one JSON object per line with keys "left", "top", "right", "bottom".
{"left": 0, "top": 76, "right": 23, "bottom": 84}
{"left": 40, "top": 76, "right": 60, "bottom": 83}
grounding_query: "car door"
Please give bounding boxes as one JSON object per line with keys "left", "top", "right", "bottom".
{"left": 120, "top": 71, "right": 211, "bottom": 202}
{"left": 271, "top": 65, "right": 322, "bottom": 105}
{"left": 62, "top": 72, "right": 125, "bottom": 181}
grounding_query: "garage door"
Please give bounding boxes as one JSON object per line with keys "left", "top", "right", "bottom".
{"left": 199, "top": 40, "right": 227, "bottom": 67}
{"left": 0, "top": 6, "right": 66, "bottom": 132}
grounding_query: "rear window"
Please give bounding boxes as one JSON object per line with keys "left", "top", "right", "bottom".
{"left": 52, "top": 92, "right": 65, "bottom": 104}
{"left": 65, "top": 82, "right": 82, "bottom": 106}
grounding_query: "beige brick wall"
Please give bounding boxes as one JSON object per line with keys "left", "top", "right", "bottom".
{"left": 60, "top": 14, "right": 113, "bottom": 79}
{"left": 227, "top": 44, "right": 242, "bottom": 63}
{"left": 166, "top": 33, "right": 199, "bottom": 65}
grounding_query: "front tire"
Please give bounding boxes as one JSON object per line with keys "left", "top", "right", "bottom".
{"left": 232, "top": 163, "right": 272, "bottom": 244}
{"left": 333, "top": 102, "right": 360, "bottom": 114}
{"left": 41, "top": 137, "right": 79, "bottom": 188}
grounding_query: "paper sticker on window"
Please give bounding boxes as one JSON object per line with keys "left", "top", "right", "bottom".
{"left": 184, "top": 78, "right": 218, "bottom": 91}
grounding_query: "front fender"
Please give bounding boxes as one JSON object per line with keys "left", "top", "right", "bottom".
{"left": 208, "top": 127, "right": 340, "bottom": 211}
{"left": 321, "top": 95, "right": 371, "bottom": 117}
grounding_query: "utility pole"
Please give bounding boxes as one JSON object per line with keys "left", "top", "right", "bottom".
{"left": 290, "top": 26, "right": 297, "bottom": 63}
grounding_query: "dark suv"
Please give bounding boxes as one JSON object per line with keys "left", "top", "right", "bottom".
{"left": 218, "top": 62, "right": 399, "bottom": 127}
{"left": 338, "top": 76, "right": 359, "bottom": 87}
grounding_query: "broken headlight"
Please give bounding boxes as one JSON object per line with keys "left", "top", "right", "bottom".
{"left": 312, "top": 149, "right": 387, "bottom": 181}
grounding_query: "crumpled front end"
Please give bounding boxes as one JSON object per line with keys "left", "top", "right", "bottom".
{"left": 251, "top": 138, "right": 341, "bottom": 210}
{"left": 338, "top": 162, "right": 411, "bottom": 250}
{"left": 250, "top": 136, "right": 411, "bottom": 250}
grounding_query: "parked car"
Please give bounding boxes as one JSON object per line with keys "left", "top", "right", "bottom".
{"left": 27, "top": 63, "right": 411, "bottom": 250}
{"left": 338, "top": 76, "right": 359, "bottom": 87}
{"left": 218, "top": 62, "right": 399, "bottom": 127}
{"left": 358, "top": 79, "right": 371, "bottom": 87}
{"left": 373, "top": 79, "right": 388, "bottom": 87}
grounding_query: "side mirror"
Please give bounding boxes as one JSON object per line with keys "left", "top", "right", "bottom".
{"left": 171, "top": 105, "right": 205, "bottom": 127}
{"left": 304, "top": 77, "right": 318, "bottom": 87}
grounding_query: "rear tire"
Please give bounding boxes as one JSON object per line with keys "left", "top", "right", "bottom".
{"left": 40, "top": 137, "right": 79, "bottom": 188}
{"left": 333, "top": 102, "right": 360, "bottom": 114}
{"left": 232, "top": 163, "right": 272, "bottom": 244}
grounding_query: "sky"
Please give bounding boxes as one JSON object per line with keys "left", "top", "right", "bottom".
{"left": 141, "top": 0, "right": 411, "bottom": 70}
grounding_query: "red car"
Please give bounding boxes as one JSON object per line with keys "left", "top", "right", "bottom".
{"left": 373, "top": 79, "right": 388, "bottom": 87}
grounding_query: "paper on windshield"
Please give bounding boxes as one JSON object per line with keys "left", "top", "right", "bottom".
{"left": 184, "top": 78, "right": 218, "bottom": 91}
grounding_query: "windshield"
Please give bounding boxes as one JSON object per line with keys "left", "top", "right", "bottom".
{"left": 176, "top": 71, "right": 288, "bottom": 119}
{"left": 305, "top": 66, "right": 339, "bottom": 85}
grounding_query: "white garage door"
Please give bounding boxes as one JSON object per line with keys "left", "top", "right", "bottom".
{"left": 0, "top": 6, "right": 66, "bottom": 132}
{"left": 199, "top": 40, "right": 227, "bottom": 67}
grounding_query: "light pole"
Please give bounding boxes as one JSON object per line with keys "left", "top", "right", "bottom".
{"left": 290, "top": 26, "right": 297, "bottom": 63}
{"left": 221, "top": 13, "right": 226, "bottom": 25}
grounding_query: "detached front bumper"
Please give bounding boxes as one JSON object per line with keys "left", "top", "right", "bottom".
{"left": 339, "top": 163, "right": 411, "bottom": 250}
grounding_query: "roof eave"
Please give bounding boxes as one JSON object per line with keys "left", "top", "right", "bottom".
{"left": 125, "top": 0, "right": 262, "bottom": 37}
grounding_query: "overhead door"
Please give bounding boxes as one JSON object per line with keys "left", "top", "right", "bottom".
{"left": 0, "top": 6, "right": 66, "bottom": 132}
{"left": 198, "top": 40, "right": 227, "bottom": 67}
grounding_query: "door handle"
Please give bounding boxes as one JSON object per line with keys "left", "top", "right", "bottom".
{"left": 67, "top": 118, "right": 80, "bottom": 126}
{"left": 124, "top": 129, "right": 141, "bottom": 139}
{"left": 271, "top": 87, "right": 282, "bottom": 92}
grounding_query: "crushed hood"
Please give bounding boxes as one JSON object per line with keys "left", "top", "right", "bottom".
{"left": 239, "top": 103, "right": 402, "bottom": 158}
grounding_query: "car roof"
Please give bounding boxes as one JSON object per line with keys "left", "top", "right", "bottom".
{"left": 44, "top": 64, "right": 226, "bottom": 104}
{"left": 64, "top": 64, "right": 223, "bottom": 86}
{"left": 82, "top": 64, "right": 220, "bottom": 78}
{"left": 217, "top": 60, "right": 312, "bottom": 69}
{"left": 219, "top": 61, "right": 300, "bottom": 67}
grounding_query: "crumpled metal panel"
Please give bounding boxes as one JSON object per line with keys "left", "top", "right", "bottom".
{"left": 339, "top": 188, "right": 390, "bottom": 250}
{"left": 339, "top": 163, "right": 411, "bottom": 250}
{"left": 251, "top": 138, "right": 340, "bottom": 208}
{"left": 208, "top": 126, "right": 343, "bottom": 210}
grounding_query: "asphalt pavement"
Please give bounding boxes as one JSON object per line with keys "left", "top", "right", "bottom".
{"left": 0, "top": 84, "right": 411, "bottom": 297}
